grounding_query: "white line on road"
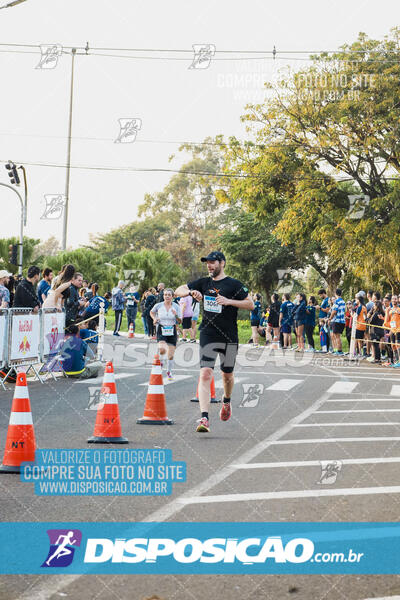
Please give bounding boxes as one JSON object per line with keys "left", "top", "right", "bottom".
{"left": 266, "top": 379, "right": 303, "bottom": 391}
{"left": 391, "top": 385, "right": 400, "bottom": 396}
{"left": 294, "top": 422, "right": 400, "bottom": 427}
{"left": 317, "top": 409, "right": 400, "bottom": 413}
{"left": 232, "top": 457, "right": 400, "bottom": 469}
{"left": 270, "top": 437, "right": 400, "bottom": 444}
{"left": 326, "top": 381, "right": 359, "bottom": 394}
{"left": 138, "top": 375, "right": 192, "bottom": 387}
{"left": 178, "top": 486, "right": 400, "bottom": 505}
{"left": 73, "top": 373, "right": 137, "bottom": 385}
{"left": 363, "top": 596, "right": 400, "bottom": 600}
{"left": 324, "top": 398, "right": 400, "bottom": 402}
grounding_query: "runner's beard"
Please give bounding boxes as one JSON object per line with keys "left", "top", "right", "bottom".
{"left": 208, "top": 264, "right": 221, "bottom": 278}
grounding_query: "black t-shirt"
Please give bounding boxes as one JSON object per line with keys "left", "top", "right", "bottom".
{"left": 187, "top": 276, "right": 249, "bottom": 342}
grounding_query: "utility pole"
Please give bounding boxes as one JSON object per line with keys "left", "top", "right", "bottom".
{"left": 62, "top": 47, "right": 76, "bottom": 250}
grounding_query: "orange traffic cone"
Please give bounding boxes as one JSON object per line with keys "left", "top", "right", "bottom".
{"left": 128, "top": 323, "right": 134, "bottom": 338}
{"left": 137, "top": 354, "right": 173, "bottom": 425}
{"left": 87, "top": 362, "right": 128, "bottom": 443}
{"left": 0, "top": 372, "right": 36, "bottom": 474}
{"left": 191, "top": 374, "right": 219, "bottom": 403}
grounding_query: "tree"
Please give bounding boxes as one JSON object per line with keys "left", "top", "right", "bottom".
{"left": 117, "top": 249, "right": 184, "bottom": 293}
{"left": 45, "top": 249, "right": 115, "bottom": 293}
{"left": 32, "top": 236, "right": 61, "bottom": 262}
{"left": 0, "top": 237, "right": 40, "bottom": 274}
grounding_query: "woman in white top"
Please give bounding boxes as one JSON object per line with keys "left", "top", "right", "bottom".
{"left": 150, "top": 288, "right": 182, "bottom": 380}
{"left": 43, "top": 264, "right": 75, "bottom": 311}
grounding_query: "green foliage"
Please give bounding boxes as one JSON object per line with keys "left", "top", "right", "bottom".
{"left": 44, "top": 248, "right": 115, "bottom": 293}
{"left": 0, "top": 237, "right": 40, "bottom": 274}
{"left": 117, "top": 249, "right": 185, "bottom": 293}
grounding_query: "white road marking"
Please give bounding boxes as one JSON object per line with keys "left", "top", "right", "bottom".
{"left": 270, "top": 437, "right": 400, "bottom": 444}
{"left": 294, "top": 422, "right": 400, "bottom": 427}
{"left": 391, "top": 385, "right": 400, "bottom": 396}
{"left": 138, "top": 374, "right": 192, "bottom": 387}
{"left": 179, "top": 486, "right": 400, "bottom": 505}
{"left": 232, "top": 457, "right": 400, "bottom": 469}
{"left": 74, "top": 373, "right": 137, "bottom": 385}
{"left": 266, "top": 379, "right": 303, "bottom": 391}
{"left": 363, "top": 596, "right": 400, "bottom": 600}
{"left": 317, "top": 409, "right": 400, "bottom": 413}
{"left": 326, "top": 381, "right": 359, "bottom": 394}
{"left": 324, "top": 398, "right": 400, "bottom": 402}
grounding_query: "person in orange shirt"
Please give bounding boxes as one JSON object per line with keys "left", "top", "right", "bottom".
{"left": 354, "top": 294, "right": 368, "bottom": 356}
{"left": 387, "top": 295, "right": 400, "bottom": 366}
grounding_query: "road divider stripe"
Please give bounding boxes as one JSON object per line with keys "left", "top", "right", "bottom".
{"left": 270, "top": 437, "right": 400, "bottom": 444}
{"left": 232, "top": 457, "right": 400, "bottom": 469}
{"left": 294, "top": 422, "right": 400, "bottom": 427}
{"left": 179, "top": 486, "right": 400, "bottom": 505}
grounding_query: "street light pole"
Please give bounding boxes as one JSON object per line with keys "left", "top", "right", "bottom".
{"left": 62, "top": 47, "right": 76, "bottom": 251}
{"left": 0, "top": 182, "right": 24, "bottom": 276}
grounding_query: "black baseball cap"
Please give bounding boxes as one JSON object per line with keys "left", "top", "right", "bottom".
{"left": 201, "top": 251, "right": 226, "bottom": 263}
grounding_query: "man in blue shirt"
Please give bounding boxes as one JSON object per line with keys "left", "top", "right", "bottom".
{"left": 330, "top": 288, "right": 346, "bottom": 354}
{"left": 37, "top": 268, "right": 53, "bottom": 305}
{"left": 279, "top": 293, "right": 294, "bottom": 349}
{"left": 111, "top": 280, "right": 125, "bottom": 336}
{"left": 60, "top": 325, "right": 101, "bottom": 378}
{"left": 125, "top": 284, "right": 140, "bottom": 334}
{"left": 317, "top": 289, "right": 331, "bottom": 351}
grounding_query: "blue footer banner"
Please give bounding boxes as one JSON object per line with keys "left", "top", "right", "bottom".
{"left": 2, "top": 522, "right": 400, "bottom": 574}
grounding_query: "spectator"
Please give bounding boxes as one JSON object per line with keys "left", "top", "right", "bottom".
{"left": 13, "top": 265, "right": 40, "bottom": 312}
{"left": 366, "top": 290, "right": 374, "bottom": 312}
{"left": 65, "top": 272, "right": 84, "bottom": 326}
{"left": 354, "top": 293, "right": 368, "bottom": 356}
{"left": 345, "top": 301, "right": 353, "bottom": 347}
{"left": 111, "top": 280, "right": 126, "bottom": 336}
{"left": 140, "top": 290, "right": 149, "bottom": 336}
{"left": 267, "top": 293, "right": 281, "bottom": 346}
{"left": 43, "top": 264, "right": 74, "bottom": 311}
{"left": 293, "top": 293, "right": 307, "bottom": 351}
{"left": 144, "top": 287, "right": 157, "bottom": 338}
{"left": 60, "top": 324, "right": 101, "bottom": 379}
{"left": 367, "top": 300, "right": 385, "bottom": 363}
{"left": 125, "top": 284, "right": 140, "bottom": 333}
{"left": 5, "top": 275, "right": 16, "bottom": 307}
{"left": 156, "top": 283, "right": 165, "bottom": 303}
{"left": 279, "top": 293, "right": 294, "bottom": 349}
{"left": 81, "top": 284, "right": 110, "bottom": 326}
{"left": 0, "top": 270, "right": 11, "bottom": 308}
{"left": 316, "top": 289, "right": 330, "bottom": 351}
{"left": 329, "top": 288, "right": 346, "bottom": 355}
{"left": 250, "top": 293, "right": 262, "bottom": 347}
{"left": 180, "top": 294, "right": 195, "bottom": 342}
{"left": 305, "top": 296, "right": 316, "bottom": 351}
{"left": 37, "top": 268, "right": 53, "bottom": 305}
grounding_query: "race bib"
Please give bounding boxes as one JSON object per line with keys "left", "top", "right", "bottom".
{"left": 391, "top": 321, "right": 397, "bottom": 329}
{"left": 161, "top": 325, "right": 174, "bottom": 336}
{"left": 127, "top": 301, "right": 135, "bottom": 306}
{"left": 204, "top": 295, "right": 222, "bottom": 313}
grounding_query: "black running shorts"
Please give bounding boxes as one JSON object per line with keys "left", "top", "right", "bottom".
{"left": 199, "top": 331, "right": 239, "bottom": 373}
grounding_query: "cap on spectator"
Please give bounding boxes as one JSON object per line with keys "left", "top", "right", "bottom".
{"left": 201, "top": 251, "right": 226, "bottom": 262}
{"left": 356, "top": 290, "right": 366, "bottom": 297}
{"left": 0, "top": 270, "right": 11, "bottom": 278}
{"left": 118, "top": 280, "right": 125, "bottom": 286}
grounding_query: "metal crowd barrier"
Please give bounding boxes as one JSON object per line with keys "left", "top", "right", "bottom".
{"left": 0, "top": 303, "right": 106, "bottom": 389}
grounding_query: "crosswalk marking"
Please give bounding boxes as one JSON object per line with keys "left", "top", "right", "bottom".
{"left": 391, "top": 385, "right": 400, "bottom": 396}
{"left": 323, "top": 398, "right": 400, "bottom": 402}
{"left": 326, "top": 381, "right": 359, "bottom": 394}
{"left": 317, "top": 409, "right": 400, "bottom": 413}
{"left": 74, "top": 373, "right": 137, "bottom": 385}
{"left": 179, "top": 486, "right": 400, "bottom": 505}
{"left": 294, "top": 422, "right": 400, "bottom": 427}
{"left": 232, "top": 457, "right": 400, "bottom": 469}
{"left": 139, "top": 374, "right": 192, "bottom": 387}
{"left": 266, "top": 379, "right": 303, "bottom": 391}
{"left": 269, "top": 437, "right": 400, "bottom": 444}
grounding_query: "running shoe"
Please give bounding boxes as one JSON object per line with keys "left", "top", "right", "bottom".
{"left": 392, "top": 362, "right": 400, "bottom": 368}
{"left": 366, "top": 356, "right": 375, "bottom": 362}
{"left": 219, "top": 401, "right": 232, "bottom": 421}
{"left": 167, "top": 371, "right": 173, "bottom": 381}
{"left": 190, "top": 339, "right": 196, "bottom": 343}
{"left": 381, "top": 361, "right": 393, "bottom": 367}
{"left": 196, "top": 417, "right": 210, "bottom": 432}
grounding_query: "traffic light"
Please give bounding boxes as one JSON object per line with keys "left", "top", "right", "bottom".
{"left": 5, "top": 161, "right": 20, "bottom": 185}
{"left": 8, "top": 244, "right": 18, "bottom": 265}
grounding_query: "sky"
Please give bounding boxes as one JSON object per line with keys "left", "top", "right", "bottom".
{"left": 0, "top": 0, "right": 397, "bottom": 248}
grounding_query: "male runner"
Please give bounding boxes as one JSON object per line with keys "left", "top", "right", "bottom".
{"left": 175, "top": 251, "right": 254, "bottom": 433}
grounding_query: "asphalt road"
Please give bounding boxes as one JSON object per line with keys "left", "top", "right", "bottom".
{"left": 1, "top": 334, "right": 400, "bottom": 600}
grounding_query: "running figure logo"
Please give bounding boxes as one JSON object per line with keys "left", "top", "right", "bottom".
{"left": 239, "top": 384, "right": 264, "bottom": 408}
{"left": 41, "top": 529, "right": 82, "bottom": 568}
{"left": 189, "top": 44, "right": 216, "bottom": 69}
{"left": 317, "top": 460, "right": 342, "bottom": 485}
{"left": 114, "top": 118, "right": 142, "bottom": 143}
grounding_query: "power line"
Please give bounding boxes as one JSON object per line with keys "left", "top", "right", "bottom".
{"left": 0, "top": 158, "right": 396, "bottom": 183}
